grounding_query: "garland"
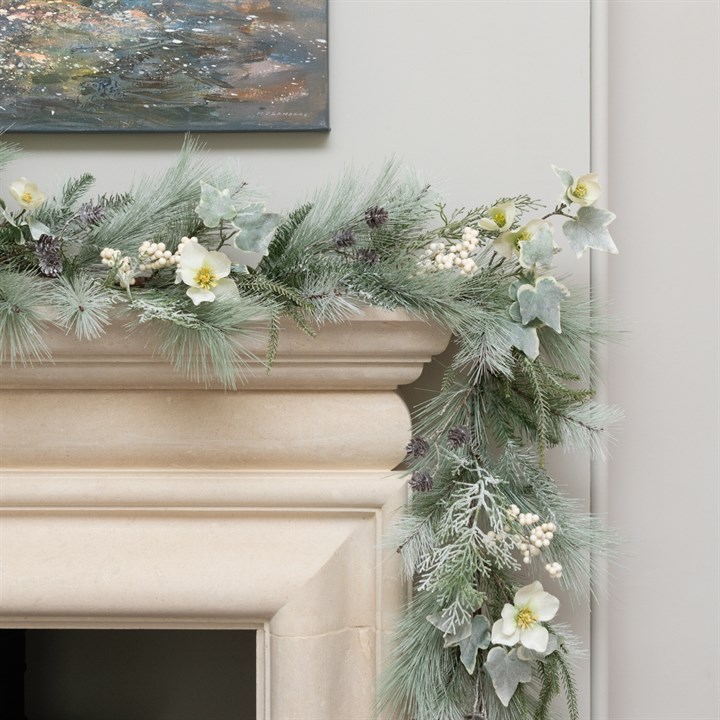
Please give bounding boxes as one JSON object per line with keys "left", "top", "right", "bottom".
{"left": 0, "top": 137, "right": 619, "bottom": 719}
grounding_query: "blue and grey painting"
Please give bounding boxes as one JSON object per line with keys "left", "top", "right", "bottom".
{"left": 0, "top": 0, "right": 328, "bottom": 132}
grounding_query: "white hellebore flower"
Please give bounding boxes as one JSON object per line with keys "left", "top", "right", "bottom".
{"left": 477, "top": 202, "right": 515, "bottom": 233}
{"left": 175, "top": 237, "right": 239, "bottom": 305}
{"left": 493, "top": 218, "right": 555, "bottom": 261}
{"left": 9, "top": 178, "right": 47, "bottom": 210}
{"left": 491, "top": 581, "right": 560, "bottom": 653}
{"left": 566, "top": 173, "right": 601, "bottom": 206}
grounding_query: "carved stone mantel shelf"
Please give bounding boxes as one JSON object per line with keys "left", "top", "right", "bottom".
{"left": 0, "top": 308, "right": 451, "bottom": 720}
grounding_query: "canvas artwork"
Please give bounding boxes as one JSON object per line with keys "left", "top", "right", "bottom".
{"left": 0, "top": 0, "right": 328, "bottom": 132}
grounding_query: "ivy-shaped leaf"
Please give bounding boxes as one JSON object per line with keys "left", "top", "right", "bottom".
{"left": 485, "top": 647, "right": 533, "bottom": 707}
{"left": 518, "top": 223, "right": 555, "bottom": 271}
{"left": 232, "top": 205, "right": 285, "bottom": 256}
{"left": 427, "top": 613, "right": 473, "bottom": 647}
{"left": 195, "top": 182, "right": 238, "bottom": 228}
{"left": 457, "top": 615, "right": 491, "bottom": 674}
{"left": 516, "top": 277, "right": 570, "bottom": 333}
{"left": 516, "top": 633, "right": 558, "bottom": 662}
{"left": 507, "top": 320, "right": 539, "bottom": 360}
{"left": 562, "top": 206, "right": 618, "bottom": 258}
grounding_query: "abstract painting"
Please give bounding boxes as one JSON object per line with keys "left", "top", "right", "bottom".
{"left": 0, "top": 0, "right": 328, "bottom": 132}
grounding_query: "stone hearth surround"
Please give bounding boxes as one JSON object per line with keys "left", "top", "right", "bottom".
{"left": 0, "top": 309, "right": 450, "bottom": 719}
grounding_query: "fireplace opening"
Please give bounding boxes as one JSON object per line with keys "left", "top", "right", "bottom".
{"left": 0, "top": 629, "right": 256, "bottom": 720}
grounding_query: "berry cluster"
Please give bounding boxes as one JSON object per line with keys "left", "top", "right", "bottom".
{"left": 505, "top": 504, "right": 562, "bottom": 579}
{"left": 422, "top": 227, "right": 481, "bottom": 275}
{"left": 138, "top": 241, "right": 180, "bottom": 271}
{"left": 100, "top": 248, "right": 136, "bottom": 288}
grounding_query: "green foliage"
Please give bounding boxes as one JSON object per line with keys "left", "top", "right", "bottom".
{"left": 0, "top": 142, "right": 622, "bottom": 720}
{"left": 36, "top": 173, "right": 96, "bottom": 228}
{"left": 0, "top": 138, "right": 20, "bottom": 172}
{"left": 49, "top": 272, "right": 114, "bottom": 341}
{"left": 0, "top": 270, "right": 51, "bottom": 363}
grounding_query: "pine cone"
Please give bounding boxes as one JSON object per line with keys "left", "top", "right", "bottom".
{"left": 448, "top": 425, "right": 471, "bottom": 449}
{"left": 78, "top": 201, "right": 105, "bottom": 226}
{"left": 406, "top": 436, "right": 430, "bottom": 458}
{"left": 355, "top": 248, "right": 380, "bottom": 265}
{"left": 409, "top": 470, "right": 433, "bottom": 492}
{"left": 35, "top": 234, "right": 63, "bottom": 277}
{"left": 333, "top": 229, "right": 356, "bottom": 249}
{"left": 365, "top": 206, "right": 388, "bottom": 228}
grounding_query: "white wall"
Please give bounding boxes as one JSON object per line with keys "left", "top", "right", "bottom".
{"left": 607, "top": 2, "right": 720, "bottom": 719}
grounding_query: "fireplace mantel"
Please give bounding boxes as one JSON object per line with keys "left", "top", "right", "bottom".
{"left": 0, "top": 309, "right": 450, "bottom": 719}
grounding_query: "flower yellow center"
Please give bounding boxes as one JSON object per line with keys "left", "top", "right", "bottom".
{"left": 517, "top": 230, "right": 532, "bottom": 243}
{"left": 493, "top": 211, "right": 507, "bottom": 227}
{"left": 21, "top": 192, "right": 33, "bottom": 205}
{"left": 194, "top": 266, "right": 217, "bottom": 290}
{"left": 515, "top": 607, "right": 537, "bottom": 630}
{"left": 573, "top": 183, "right": 588, "bottom": 199}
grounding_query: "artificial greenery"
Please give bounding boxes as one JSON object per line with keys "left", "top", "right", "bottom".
{"left": 0, "top": 138, "right": 619, "bottom": 719}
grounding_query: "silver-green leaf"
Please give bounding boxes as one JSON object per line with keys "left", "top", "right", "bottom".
{"left": 516, "top": 633, "right": 558, "bottom": 661}
{"left": 552, "top": 164, "right": 573, "bottom": 193}
{"left": 518, "top": 223, "right": 555, "bottom": 271}
{"left": 457, "top": 615, "right": 491, "bottom": 674}
{"left": 195, "top": 182, "right": 238, "bottom": 228}
{"left": 485, "top": 647, "right": 533, "bottom": 707}
{"left": 562, "top": 206, "right": 618, "bottom": 258}
{"left": 507, "top": 320, "right": 539, "bottom": 360}
{"left": 517, "top": 277, "right": 570, "bottom": 333}
{"left": 26, "top": 216, "right": 52, "bottom": 241}
{"left": 232, "top": 206, "right": 285, "bottom": 256}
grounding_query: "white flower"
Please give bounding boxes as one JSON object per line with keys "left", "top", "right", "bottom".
{"left": 175, "top": 237, "right": 239, "bottom": 305}
{"left": 9, "top": 178, "right": 47, "bottom": 210}
{"left": 491, "top": 218, "right": 545, "bottom": 259}
{"left": 491, "top": 581, "right": 559, "bottom": 653}
{"left": 477, "top": 202, "right": 515, "bottom": 233}
{"left": 566, "top": 173, "right": 601, "bottom": 206}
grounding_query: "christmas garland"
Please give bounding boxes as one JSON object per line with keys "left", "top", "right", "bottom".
{"left": 0, "top": 137, "right": 619, "bottom": 720}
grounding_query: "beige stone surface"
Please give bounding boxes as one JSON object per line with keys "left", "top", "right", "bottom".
{"left": 0, "top": 310, "right": 449, "bottom": 719}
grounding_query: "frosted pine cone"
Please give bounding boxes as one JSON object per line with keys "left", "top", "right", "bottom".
{"left": 409, "top": 470, "right": 433, "bottom": 492}
{"left": 333, "top": 229, "right": 356, "bottom": 249}
{"left": 406, "top": 436, "right": 430, "bottom": 458}
{"left": 78, "top": 201, "right": 105, "bottom": 226}
{"left": 355, "top": 248, "right": 380, "bottom": 265}
{"left": 365, "top": 206, "right": 388, "bottom": 228}
{"left": 448, "top": 425, "right": 471, "bottom": 449}
{"left": 35, "top": 234, "right": 63, "bottom": 277}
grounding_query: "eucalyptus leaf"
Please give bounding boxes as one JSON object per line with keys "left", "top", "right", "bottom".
{"left": 195, "top": 182, "right": 238, "bottom": 228}
{"left": 517, "top": 277, "right": 570, "bottom": 333}
{"left": 457, "top": 615, "right": 491, "bottom": 674}
{"left": 518, "top": 223, "right": 555, "bottom": 270}
{"left": 485, "top": 647, "right": 533, "bottom": 707}
{"left": 562, "top": 205, "right": 618, "bottom": 258}
{"left": 25, "top": 216, "right": 52, "bottom": 241}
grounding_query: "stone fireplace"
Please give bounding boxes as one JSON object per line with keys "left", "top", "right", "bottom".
{"left": 0, "top": 309, "right": 450, "bottom": 718}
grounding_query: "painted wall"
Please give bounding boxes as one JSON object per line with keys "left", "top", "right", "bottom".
{"left": 2, "top": 1, "right": 597, "bottom": 717}
{"left": 607, "top": 2, "right": 720, "bottom": 719}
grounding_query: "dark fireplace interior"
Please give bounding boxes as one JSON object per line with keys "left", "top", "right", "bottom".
{"left": 0, "top": 629, "right": 256, "bottom": 720}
